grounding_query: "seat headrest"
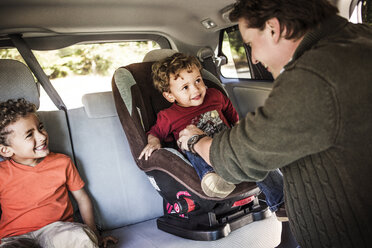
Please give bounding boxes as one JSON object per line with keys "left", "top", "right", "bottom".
{"left": 82, "top": 91, "right": 118, "bottom": 119}
{"left": 142, "top": 49, "right": 178, "bottom": 62}
{"left": 0, "top": 59, "right": 40, "bottom": 109}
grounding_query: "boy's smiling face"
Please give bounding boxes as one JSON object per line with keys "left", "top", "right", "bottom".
{"left": 1, "top": 114, "right": 49, "bottom": 166}
{"left": 163, "top": 65, "right": 207, "bottom": 108}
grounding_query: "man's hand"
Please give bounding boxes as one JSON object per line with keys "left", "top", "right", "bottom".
{"left": 178, "top": 125, "right": 205, "bottom": 151}
{"left": 138, "top": 134, "right": 161, "bottom": 160}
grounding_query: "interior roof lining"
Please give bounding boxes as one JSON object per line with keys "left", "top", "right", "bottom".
{"left": 0, "top": 33, "right": 172, "bottom": 50}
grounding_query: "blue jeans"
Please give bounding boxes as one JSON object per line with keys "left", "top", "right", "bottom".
{"left": 185, "top": 151, "right": 214, "bottom": 180}
{"left": 256, "top": 169, "right": 284, "bottom": 212}
{"left": 185, "top": 151, "right": 284, "bottom": 212}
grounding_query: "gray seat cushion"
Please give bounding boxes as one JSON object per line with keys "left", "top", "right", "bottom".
{"left": 103, "top": 214, "right": 282, "bottom": 248}
{"left": 69, "top": 91, "right": 163, "bottom": 230}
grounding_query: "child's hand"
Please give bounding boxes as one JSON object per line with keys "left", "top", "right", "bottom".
{"left": 138, "top": 142, "right": 161, "bottom": 160}
{"left": 99, "top": 235, "right": 118, "bottom": 248}
{"left": 138, "top": 134, "right": 161, "bottom": 160}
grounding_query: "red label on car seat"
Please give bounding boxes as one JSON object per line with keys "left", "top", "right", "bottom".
{"left": 184, "top": 197, "right": 195, "bottom": 212}
{"left": 174, "top": 203, "right": 180, "bottom": 213}
{"left": 176, "top": 191, "right": 191, "bottom": 199}
{"left": 232, "top": 195, "right": 255, "bottom": 207}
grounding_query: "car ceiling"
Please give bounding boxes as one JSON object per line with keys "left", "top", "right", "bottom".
{"left": 0, "top": 0, "right": 237, "bottom": 50}
{"left": 0, "top": 0, "right": 353, "bottom": 52}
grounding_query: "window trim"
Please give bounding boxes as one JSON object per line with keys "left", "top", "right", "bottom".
{"left": 0, "top": 33, "right": 171, "bottom": 51}
{"left": 218, "top": 26, "right": 273, "bottom": 81}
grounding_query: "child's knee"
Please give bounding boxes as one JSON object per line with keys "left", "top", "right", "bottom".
{"left": 38, "top": 221, "right": 98, "bottom": 248}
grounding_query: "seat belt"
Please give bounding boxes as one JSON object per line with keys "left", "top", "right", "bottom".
{"left": 197, "top": 47, "right": 220, "bottom": 78}
{"left": 9, "top": 34, "right": 67, "bottom": 111}
{"left": 9, "top": 34, "right": 77, "bottom": 164}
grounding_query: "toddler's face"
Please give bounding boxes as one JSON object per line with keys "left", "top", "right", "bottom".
{"left": 164, "top": 66, "right": 207, "bottom": 108}
{"left": 3, "top": 113, "right": 49, "bottom": 166}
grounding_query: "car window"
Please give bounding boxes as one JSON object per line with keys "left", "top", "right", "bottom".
{"left": 0, "top": 41, "right": 160, "bottom": 110}
{"left": 219, "top": 26, "right": 273, "bottom": 81}
{"left": 350, "top": 0, "right": 371, "bottom": 24}
{"left": 220, "top": 27, "right": 251, "bottom": 79}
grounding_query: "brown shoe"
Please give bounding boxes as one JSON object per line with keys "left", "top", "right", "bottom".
{"left": 275, "top": 204, "right": 289, "bottom": 222}
{"left": 201, "top": 172, "right": 236, "bottom": 198}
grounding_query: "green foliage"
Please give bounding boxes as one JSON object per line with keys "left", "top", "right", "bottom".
{"left": 222, "top": 28, "right": 249, "bottom": 70}
{"left": 362, "top": 0, "right": 372, "bottom": 25}
{"left": 225, "top": 30, "right": 246, "bottom": 60}
{"left": 0, "top": 49, "right": 24, "bottom": 63}
{"left": 0, "top": 41, "right": 160, "bottom": 79}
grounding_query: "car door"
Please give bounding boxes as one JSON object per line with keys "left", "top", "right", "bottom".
{"left": 218, "top": 26, "right": 274, "bottom": 118}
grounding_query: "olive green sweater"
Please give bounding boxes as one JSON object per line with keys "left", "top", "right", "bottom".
{"left": 211, "top": 15, "right": 372, "bottom": 247}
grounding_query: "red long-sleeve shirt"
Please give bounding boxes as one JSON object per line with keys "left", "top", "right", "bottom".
{"left": 148, "top": 88, "right": 239, "bottom": 142}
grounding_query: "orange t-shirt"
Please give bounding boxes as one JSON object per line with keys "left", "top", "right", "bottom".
{"left": 0, "top": 152, "right": 85, "bottom": 239}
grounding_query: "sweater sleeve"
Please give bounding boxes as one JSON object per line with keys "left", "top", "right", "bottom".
{"left": 210, "top": 69, "right": 338, "bottom": 184}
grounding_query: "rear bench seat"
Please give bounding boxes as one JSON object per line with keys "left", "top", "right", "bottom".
{"left": 74, "top": 91, "right": 282, "bottom": 247}
{"left": 0, "top": 59, "right": 281, "bottom": 247}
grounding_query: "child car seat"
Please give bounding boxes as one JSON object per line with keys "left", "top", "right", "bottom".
{"left": 111, "top": 49, "right": 271, "bottom": 241}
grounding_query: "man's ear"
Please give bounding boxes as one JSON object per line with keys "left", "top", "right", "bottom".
{"left": 0, "top": 145, "right": 13, "bottom": 158}
{"left": 266, "top": 17, "right": 282, "bottom": 43}
{"left": 162, "top": 91, "right": 175, "bottom": 103}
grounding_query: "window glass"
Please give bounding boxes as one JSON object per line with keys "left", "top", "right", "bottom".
{"left": 0, "top": 41, "right": 160, "bottom": 110}
{"left": 220, "top": 28, "right": 251, "bottom": 79}
{"left": 362, "top": 0, "right": 372, "bottom": 24}
{"left": 350, "top": 0, "right": 371, "bottom": 24}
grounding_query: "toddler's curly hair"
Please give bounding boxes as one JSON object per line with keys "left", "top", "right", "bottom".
{"left": 0, "top": 98, "right": 36, "bottom": 146}
{"left": 152, "top": 53, "right": 202, "bottom": 93}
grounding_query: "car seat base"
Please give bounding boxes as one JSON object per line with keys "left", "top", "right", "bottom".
{"left": 157, "top": 203, "right": 271, "bottom": 241}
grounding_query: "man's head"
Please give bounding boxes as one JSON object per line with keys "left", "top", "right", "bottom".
{"left": 0, "top": 98, "right": 49, "bottom": 166}
{"left": 230, "top": 0, "right": 338, "bottom": 78}
{"left": 230, "top": 0, "right": 338, "bottom": 40}
{"left": 152, "top": 53, "right": 207, "bottom": 107}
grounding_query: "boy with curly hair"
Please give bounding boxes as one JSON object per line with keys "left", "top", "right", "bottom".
{"left": 139, "top": 53, "right": 284, "bottom": 210}
{"left": 0, "top": 98, "right": 117, "bottom": 248}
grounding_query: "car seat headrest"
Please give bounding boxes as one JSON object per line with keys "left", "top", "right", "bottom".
{"left": 0, "top": 59, "right": 40, "bottom": 109}
{"left": 82, "top": 91, "right": 118, "bottom": 119}
{"left": 142, "top": 49, "right": 178, "bottom": 62}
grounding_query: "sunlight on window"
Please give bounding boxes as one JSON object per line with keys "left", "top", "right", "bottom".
{"left": 221, "top": 39, "right": 239, "bottom": 78}
{"left": 220, "top": 30, "right": 251, "bottom": 79}
{"left": 349, "top": 1, "right": 363, "bottom": 24}
{"left": 1, "top": 41, "right": 160, "bottom": 110}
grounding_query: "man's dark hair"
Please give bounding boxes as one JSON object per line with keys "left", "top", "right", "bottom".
{"left": 0, "top": 98, "right": 37, "bottom": 146}
{"left": 229, "top": 0, "right": 339, "bottom": 39}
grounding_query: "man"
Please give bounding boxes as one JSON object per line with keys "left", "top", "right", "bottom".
{"left": 178, "top": 0, "right": 372, "bottom": 247}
